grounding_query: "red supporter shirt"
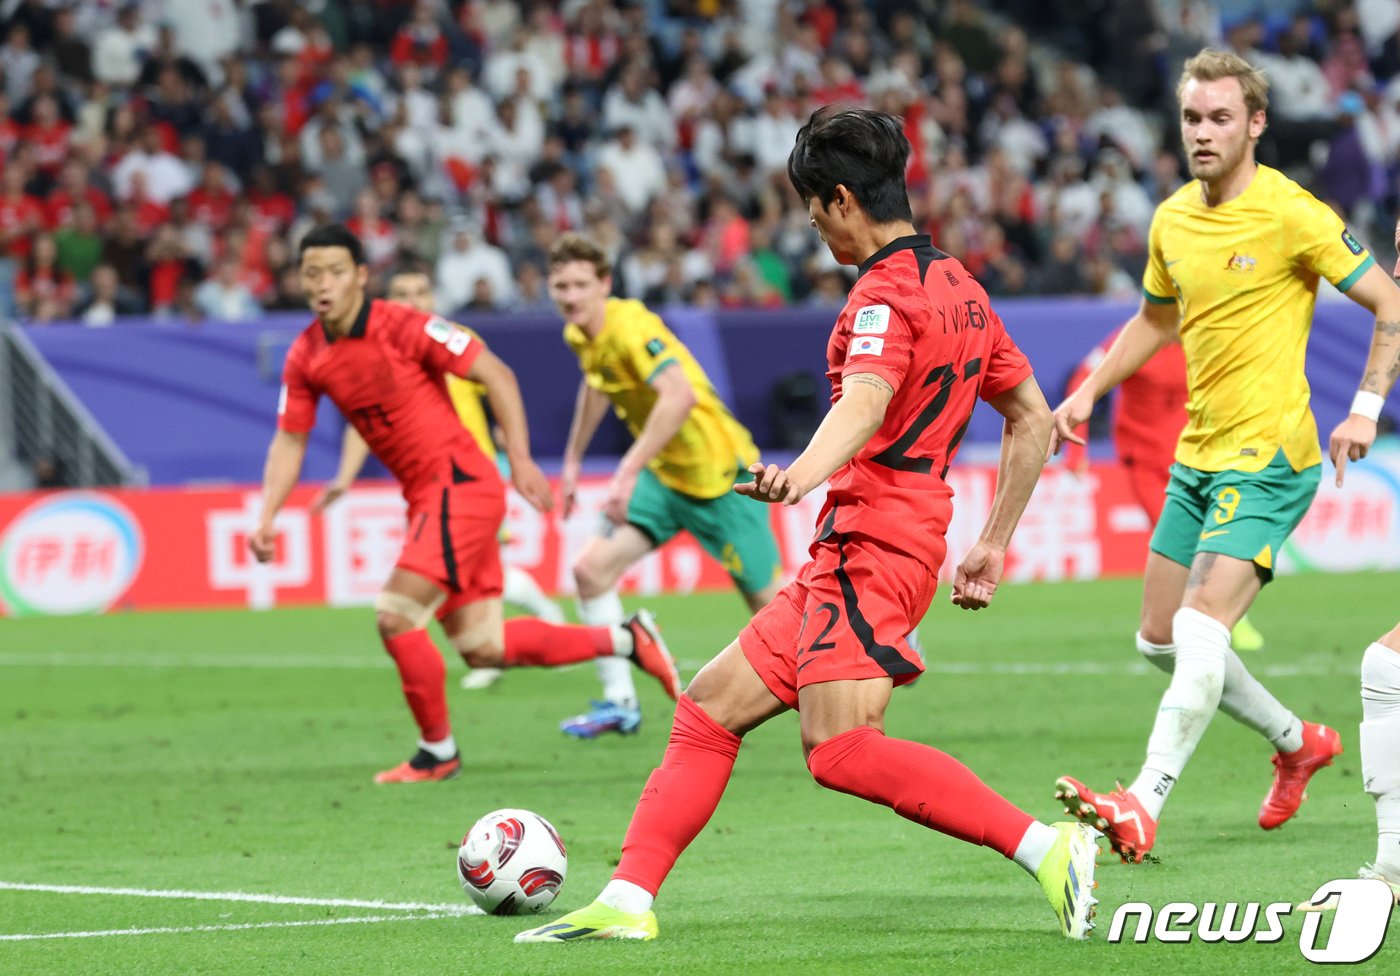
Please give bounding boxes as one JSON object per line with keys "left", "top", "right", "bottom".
{"left": 24, "top": 121, "right": 71, "bottom": 175}
{"left": 1065, "top": 327, "right": 1187, "bottom": 470}
{"left": 818, "top": 235, "right": 1033, "bottom": 570}
{"left": 0, "top": 192, "right": 45, "bottom": 258}
{"left": 188, "top": 186, "right": 236, "bottom": 231}
{"left": 278, "top": 298, "right": 502, "bottom": 503}
{"left": 46, "top": 186, "right": 112, "bottom": 228}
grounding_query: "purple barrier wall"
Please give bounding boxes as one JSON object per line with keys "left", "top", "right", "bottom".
{"left": 19, "top": 298, "right": 1383, "bottom": 485}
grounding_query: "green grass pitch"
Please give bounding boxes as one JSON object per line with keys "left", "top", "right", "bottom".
{"left": 1, "top": 572, "right": 1395, "bottom": 975}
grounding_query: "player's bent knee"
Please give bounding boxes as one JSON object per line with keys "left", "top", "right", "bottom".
{"left": 375, "top": 611, "right": 416, "bottom": 641}
{"left": 374, "top": 591, "right": 440, "bottom": 632}
{"left": 572, "top": 558, "right": 618, "bottom": 599}
{"left": 804, "top": 726, "right": 877, "bottom": 790}
{"left": 1379, "top": 623, "right": 1400, "bottom": 653}
{"left": 459, "top": 645, "right": 503, "bottom": 668}
{"left": 448, "top": 621, "right": 504, "bottom": 668}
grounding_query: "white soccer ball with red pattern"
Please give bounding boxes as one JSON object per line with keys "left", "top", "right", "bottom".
{"left": 456, "top": 808, "right": 568, "bottom": 915}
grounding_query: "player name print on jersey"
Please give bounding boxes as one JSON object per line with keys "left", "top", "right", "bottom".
{"left": 853, "top": 305, "right": 890, "bottom": 334}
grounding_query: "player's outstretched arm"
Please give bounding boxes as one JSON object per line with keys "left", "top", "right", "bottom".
{"left": 1048, "top": 299, "right": 1177, "bottom": 458}
{"left": 561, "top": 380, "right": 610, "bottom": 518}
{"left": 1331, "top": 263, "right": 1400, "bottom": 485}
{"left": 470, "top": 347, "right": 553, "bottom": 512}
{"left": 737, "top": 372, "right": 893, "bottom": 504}
{"left": 953, "top": 375, "right": 1052, "bottom": 610}
{"left": 312, "top": 426, "right": 371, "bottom": 513}
{"left": 603, "top": 364, "right": 697, "bottom": 523}
{"left": 250, "top": 429, "right": 308, "bottom": 563}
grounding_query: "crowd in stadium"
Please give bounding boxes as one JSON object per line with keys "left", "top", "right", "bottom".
{"left": 3, "top": 0, "right": 1400, "bottom": 325}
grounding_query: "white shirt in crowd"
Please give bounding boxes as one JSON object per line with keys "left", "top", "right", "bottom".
{"left": 594, "top": 135, "right": 667, "bottom": 214}
{"left": 435, "top": 231, "right": 516, "bottom": 311}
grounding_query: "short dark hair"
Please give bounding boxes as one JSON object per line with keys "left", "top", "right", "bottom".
{"left": 298, "top": 224, "right": 366, "bottom": 265}
{"left": 547, "top": 233, "right": 611, "bottom": 279}
{"left": 787, "top": 107, "right": 913, "bottom": 224}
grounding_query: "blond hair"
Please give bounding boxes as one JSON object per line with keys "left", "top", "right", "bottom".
{"left": 1177, "top": 48, "right": 1269, "bottom": 117}
{"left": 547, "top": 233, "right": 611, "bottom": 279}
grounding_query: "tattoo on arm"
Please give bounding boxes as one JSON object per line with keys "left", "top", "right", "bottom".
{"left": 1360, "top": 321, "right": 1400, "bottom": 394}
{"left": 846, "top": 374, "right": 894, "bottom": 396}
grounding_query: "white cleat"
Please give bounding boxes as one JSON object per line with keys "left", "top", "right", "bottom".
{"left": 461, "top": 667, "right": 503, "bottom": 690}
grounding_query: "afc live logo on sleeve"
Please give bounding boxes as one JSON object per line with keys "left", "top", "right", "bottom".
{"left": 852, "top": 304, "right": 890, "bottom": 335}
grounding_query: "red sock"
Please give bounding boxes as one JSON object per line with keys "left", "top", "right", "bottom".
{"left": 501, "top": 617, "right": 614, "bottom": 667}
{"left": 613, "top": 695, "right": 741, "bottom": 895}
{"left": 383, "top": 629, "right": 450, "bottom": 742}
{"left": 806, "top": 726, "right": 1033, "bottom": 858}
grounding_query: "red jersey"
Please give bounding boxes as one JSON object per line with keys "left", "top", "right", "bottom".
{"left": 819, "top": 235, "right": 1033, "bottom": 569}
{"left": 1065, "top": 327, "right": 1187, "bottom": 470}
{"left": 278, "top": 299, "right": 502, "bottom": 502}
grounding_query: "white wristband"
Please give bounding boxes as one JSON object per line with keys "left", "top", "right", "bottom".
{"left": 1351, "top": 391, "right": 1386, "bottom": 422}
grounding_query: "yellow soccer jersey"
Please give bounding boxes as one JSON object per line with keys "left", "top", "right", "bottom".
{"left": 563, "top": 298, "right": 759, "bottom": 499}
{"left": 1142, "top": 165, "right": 1373, "bottom": 472}
{"left": 445, "top": 375, "right": 497, "bottom": 462}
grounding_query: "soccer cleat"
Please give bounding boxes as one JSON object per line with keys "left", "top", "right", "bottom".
{"left": 514, "top": 899, "right": 658, "bottom": 943}
{"left": 1259, "top": 722, "right": 1343, "bottom": 830}
{"left": 1359, "top": 864, "right": 1400, "bottom": 904}
{"left": 1297, "top": 864, "right": 1400, "bottom": 912}
{"left": 1055, "top": 775, "right": 1158, "bottom": 864}
{"left": 625, "top": 610, "right": 681, "bottom": 700}
{"left": 373, "top": 748, "right": 461, "bottom": 784}
{"left": 560, "top": 700, "right": 642, "bottom": 739}
{"left": 1231, "top": 615, "right": 1266, "bottom": 652}
{"left": 1036, "top": 822, "right": 1101, "bottom": 940}
{"left": 461, "top": 667, "right": 503, "bottom": 690}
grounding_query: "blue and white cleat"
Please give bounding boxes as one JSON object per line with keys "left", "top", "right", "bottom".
{"left": 560, "top": 700, "right": 642, "bottom": 739}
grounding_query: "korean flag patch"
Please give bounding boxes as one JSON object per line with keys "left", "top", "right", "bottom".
{"left": 850, "top": 336, "right": 885, "bottom": 358}
{"left": 853, "top": 304, "right": 890, "bottom": 335}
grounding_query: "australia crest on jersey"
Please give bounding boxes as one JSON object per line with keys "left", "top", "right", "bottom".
{"left": 1224, "top": 252, "right": 1257, "bottom": 273}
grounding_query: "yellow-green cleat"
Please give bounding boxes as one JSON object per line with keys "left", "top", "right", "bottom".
{"left": 1036, "top": 822, "right": 1101, "bottom": 940}
{"left": 514, "top": 900, "right": 658, "bottom": 943}
{"left": 1231, "top": 614, "right": 1265, "bottom": 652}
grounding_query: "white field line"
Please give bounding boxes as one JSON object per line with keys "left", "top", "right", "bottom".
{"left": 0, "top": 880, "right": 479, "bottom": 915}
{"left": 0, "top": 651, "right": 1358, "bottom": 679}
{"left": 0, "top": 913, "right": 457, "bottom": 942}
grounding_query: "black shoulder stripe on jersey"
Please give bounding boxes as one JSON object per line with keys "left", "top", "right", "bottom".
{"left": 857, "top": 234, "right": 949, "bottom": 279}
{"left": 834, "top": 535, "right": 920, "bottom": 678}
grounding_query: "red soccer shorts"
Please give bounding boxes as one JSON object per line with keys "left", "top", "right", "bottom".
{"left": 1123, "top": 455, "right": 1172, "bottom": 526}
{"left": 395, "top": 485, "right": 506, "bottom": 618}
{"left": 740, "top": 534, "right": 938, "bottom": 709}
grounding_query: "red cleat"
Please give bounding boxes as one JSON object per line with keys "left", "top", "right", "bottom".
{"left": 1259, "top": 722, "right": 1342, "bottom": 830}
{"left": 625, "top": 609, "right": 681, "bottom": 700}
{"left": 1055, "top": 775, "right": 1158, "bottom": 864}
{"left": 374, "top": 749, "right": 462, "bottom": 784}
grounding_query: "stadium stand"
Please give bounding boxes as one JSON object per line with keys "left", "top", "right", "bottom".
{"left": 0, "top": 0, "right": 1394, "bottom": 328}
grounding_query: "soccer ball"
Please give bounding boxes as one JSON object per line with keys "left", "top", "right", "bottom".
{"left": 456, "top": 808, "right": 568, "bottom": 915}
